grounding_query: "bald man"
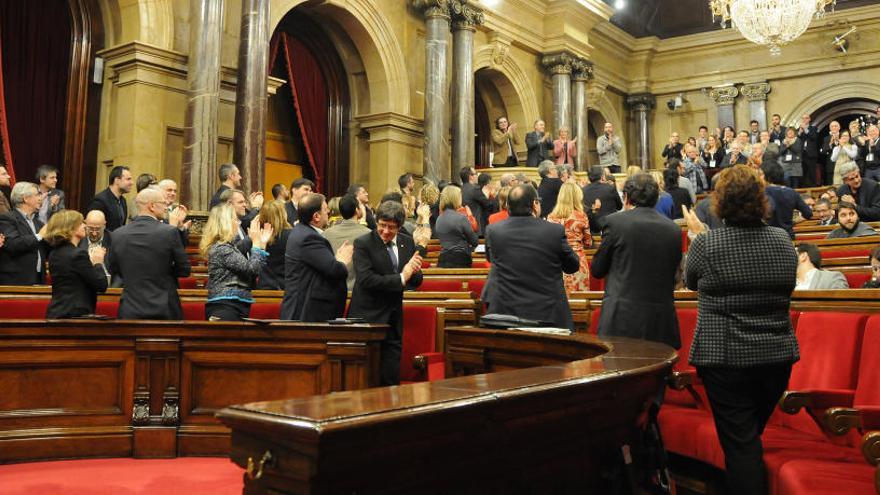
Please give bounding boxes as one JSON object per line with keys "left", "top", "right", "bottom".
{"left": 79, "top": 210, "right": 114, "bottom": 281}
{"left": 109, "top": 188, "right": 191, "bottom": 319}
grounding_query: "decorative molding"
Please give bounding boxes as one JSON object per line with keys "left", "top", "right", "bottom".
{"left": 161, "top": 398, "right": 179, "bottom": 426}
{"left": 705, "top": 85, "right": 739, "bottom": 106}
{"left": 625, "top": 93, "right": 656, "bottom": 110}
{"left": 411, "top": 0, "right": 451, "bottom": 20}
{"left": 586, "top": 83, "right": 606, "bottom": 104}
{"left": 541, "top": 51, "right": 577, "bottom": 75}
{"left": 450, "top": 0, "right": 484, "bottom": 31}
{"left": 571, "top": 58, "right": 594, "bottom": 82}
{"left": 740, "top": 82, "right": 771, "bottom": 102}
{"left": 474, "top": 45, "right": 541, "bottom": 124}
{"left": 132, "top": 398, "right": 150, "bottom": 425}
{"left": 488, "top": 32, "right": 513, "bottom": 68}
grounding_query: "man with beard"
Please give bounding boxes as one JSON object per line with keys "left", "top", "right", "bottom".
{"left": 837, "top": 162, "right": 880, "bottom": 222}
{"left": 827, "top": 201, "right": 877, "bottom": 239}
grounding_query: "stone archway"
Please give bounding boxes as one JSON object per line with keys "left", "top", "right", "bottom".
{"left": 784, "top": 82, "right": 880, "bottom": 128}
{"left": 587, "top": 89, "right": 627, "bottom": 169}
{"left": 97, "top": 0, "right": 173, "bottom": 49}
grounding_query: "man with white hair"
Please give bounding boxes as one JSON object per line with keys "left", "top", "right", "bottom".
{"left": 0, "top": 182, "right": 48, "bottom": 284}
{"left": 499, "top": 173, "right": 518, "bottom": 188}
{"left": 80, "top": 210, "right": 113, "bottom": 282}
{"left": 720, "top": 140, "right": 748, "bottom": 168}
{"left": 157, "top": 178, "right": 191, "bottom": 238}
{"left": 110, "top": 188, "right": 191, "bottom": 319}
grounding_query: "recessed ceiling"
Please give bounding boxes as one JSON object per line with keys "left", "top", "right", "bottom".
{"left": 602, "top": 0, "right": 875, "bottom": 39}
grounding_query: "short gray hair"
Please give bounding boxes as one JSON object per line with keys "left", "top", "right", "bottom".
{"left": 538, "top": 160, "right": 555, "bottom": 178}
{"left": 557, "top": 163, "right": 574, "bottom": 178}
{"left": 158, "top": 179, "right": 176, "bottom": 189}
{"left": 10, "top": 182, "right": 38, "bottom": 206}
{"left": 838, "top": 161, "right": 859, "bottom": 178}
{"left": 499, "top": 173, "right": 516, "bottom": 187}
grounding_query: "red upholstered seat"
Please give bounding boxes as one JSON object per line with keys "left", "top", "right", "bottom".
{"left": 248, "top": 303, "right": 280, "bottom": 320}
{"left": 588, "top": 307, "right": 600, "bottom": 335}
{"left": 472, "top": 261, "right": 490, "bottom": 268}
{"left": 178, "top": 277, "right": 203, "bottom": 289}
{"left": 417, "top": 279, "right": 466, "bottom": 293}
{"left": 844, "top": 272, "right": 872, "bottom": 289}
{"left": 181, "top": 302, "right": 206, "bottom": 321}
{"left": 588, "top": 277, "right": 605, "bottom": 291}
{"left": 466, "top": 279, "right": 486, "bottom": 300}
{"left": 776, "top": 458, "right": 875, "bottom": 495}
{"left": 95, "top": 301, "right": 119, "bottom": 318}
{"left": 665, "top": 309, "right": 704, "bottom": 409}
{"left": 401, "top": 305, "right": 443, "bottom": 383}
{"left": 0, "top": 299, "right": 49, "bottom": 319}
{"left": 820, "top": 248, "right": 871, "bottom": 259}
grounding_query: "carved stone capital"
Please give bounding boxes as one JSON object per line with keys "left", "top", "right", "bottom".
{"left": 586, "top": 83, "right": 606, "bottom": 103}
{"left": 489, "top": 32, "right": 512, "bottom": 68}
{"left": 541, "top": 52, "right": 577, "bottom": 76}
{"left": 626, "top": 93, "right": 656, "bottom": 111}
{"left": 411, "top": 0, "right": 450, "bottom": 20}
{"left": 450, "top": 0, "right": 484, "bottom": 31}
{"left": 571, "top": 58, "right": 594, "bottom": 82}
{"left": 705, "top": 85, "right": 739, "bottom": 106}
{"left": 740, "top": 82, "right": 771, "bottom": 102}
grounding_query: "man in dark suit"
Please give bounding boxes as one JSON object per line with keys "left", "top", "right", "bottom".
{"left": 109, "top": 188, "right": 191, "bottom": 319}
{"left": 347, "top": 183, "right": 377, "bottom": 230}
{"left": 348, "top": 201, "right": 424, "bottom": 385}
{"left": 460, "top": 166, "right": 495, "bottom": 234}
{"left": 280, "top": 193, "right": 354, "bottom": 321}
{"left": 209, "top": 163, "right": 241, "bottom": 209}
{"left": 0, "top": 182, "right": 47, "bottom": 285}
{"left": 798, "top": 113, "right": 820, "bottom": 186}
{"left": 285, "top": 177, "right": 314, "bottom": 226}
{"left": 591, "top": 172, "right": 682, "bottom": 350}
{"left": 582, "top": 165, "right": 622, "bottom": 235}
{"left": 525, "top": 119, "right": 553, "bottom": 167}
{"left": 536, "top": 160, "right": 562, "bottom": 219}
{"left": 720, "top": 141, "right": 748, "bottom": 168}
{"left": 85, "top": 165, "right": 132, "bottom": 232}
{"left": 837, "top": 162, "right": 880, "bottom": 222}
{"left": 79, "top": 209, "right": 113, "bottom": 282}
{"left": 482, "top": 184, "right": 580, "bottom": 330}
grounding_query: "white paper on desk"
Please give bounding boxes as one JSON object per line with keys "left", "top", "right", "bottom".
{"left": 512, "top": 327, "right": 572, "bottom": 336}
{"left": 474, "top": 244, "right": 486, "bottom": 253}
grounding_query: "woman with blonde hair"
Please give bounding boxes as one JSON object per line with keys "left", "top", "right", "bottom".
{"left": 418, "top": 182, "right": 441, "bottom": 234}
{"left": 44, "top": 210, "right": 108, "bottom": 318}
{"left": 200, "top": 204, "right": 273, "bottom": 320}
{"left": 256, "top": 200, "right": 293, "bottom": 290}
{"left": 553, "top": 127, "right": 577, "bottom": 165}
{"left": 434, "top": 185, "right": 479, "bottom": 268}
{"left": 547, "top": 182, "right": 591, "bottom": 291}
{"left": 648, "top": 170, "right": 675, "bottom": 219}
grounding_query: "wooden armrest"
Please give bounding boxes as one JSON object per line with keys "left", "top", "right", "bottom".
{"left": 666, "top": 369, "right": 697, "bottom": 390}
{"left": 779, "top": 389, "right": 856, "bottom": 415}
{"left": 825, "top": 407, "right": 863, "bottom": 436}
{"left": 861, "top": 431, "right": 880, "bottom": 468}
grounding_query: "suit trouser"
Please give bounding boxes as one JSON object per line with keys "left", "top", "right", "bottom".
{"left": 380, "top": 312, "right": 403, "bottom": 386}
{"left": 697, "top": 364, "right": 792, "bottom": 495}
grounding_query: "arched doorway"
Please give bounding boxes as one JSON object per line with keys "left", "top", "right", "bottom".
{"left": 474, "top": 67, "right": 529, "bottom": 169}
{"left": 0, "top": 0, "right": 103, "bottom": 209}
{"left": 269, "top": 9, "right": 350, "bottom": 197}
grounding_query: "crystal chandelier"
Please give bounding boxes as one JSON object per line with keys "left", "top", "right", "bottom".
{"left": 709, "top": 0, "right": 836, "bottom": 56}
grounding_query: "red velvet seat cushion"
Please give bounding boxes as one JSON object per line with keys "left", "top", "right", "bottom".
{"left": 666, "top": 309, "right": 704, "bottom": 408}
{"left": 401, "top": 306, "right": 438, "bottom": 383}
{"left": 588, "top": 307, "right": 601, "bottom": 335}
{"left": 181, "top": 302, "right": 206, "bottom": 321}
{"left": 472, "top": 261, "right": 490, "bottom": 269}
{"left": 844, "top": 272, "right": 871, "bottom": 289}
{"left": 466, "top": 279, "right": 486, "bottom": 299}
{"left": 820, "top": 248, "right": 871, "bottom": 259}
{"left": 0, "top": 299, "right": 49, "bottom": 319}
{"left": 418, "top": 279, "right": 466, "bottom": 293}
{"left": 776, "top": 459, "right": 875, "bottom": 495}
{"left": 95, "top": 301, "right": 119, "bottom": 318}
{"left": 178, "top": 277, "right": 203, "bottom": 289}
{"left": 658, "top": 406, "right": 713, "bottom": 460}
{"left": 248, "top": 303, "right": 280, "bottom": 320}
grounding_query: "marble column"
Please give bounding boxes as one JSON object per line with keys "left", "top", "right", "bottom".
{"left": 706, "top": 85, "right": 739, "bottom": 131}
{"left": 571, "top": 59, "right": 593, "bottom": 172}
{"left": 413, "top": 0, "right": 451, "bottom": 184}
{"left": 740, "top": 82, "right": 771, "bottom": 130}
{"left": 181, "top": 0, "right": 223, "bottom": 211}
{"left": 233, "top": 0, "right": 270, "bottom": 195}
{"left": 541, "top": 52, "right": 576, "bottom": 136}
{"left": 450, "top": 1, "right": 483, "bottom": 174}
{"left": 625, "top": 93, "right": 656, "bottom": 169}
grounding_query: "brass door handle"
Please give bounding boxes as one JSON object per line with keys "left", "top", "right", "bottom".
{"left": 245, "top": 450, "right": 273, "bottom": 480}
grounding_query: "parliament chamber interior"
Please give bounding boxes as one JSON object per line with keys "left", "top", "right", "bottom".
{"left": 1, "top": 0, "right": 880, "bottom": 494}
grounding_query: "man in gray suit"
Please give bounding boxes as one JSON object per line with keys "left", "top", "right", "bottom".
{"left": 324, "top": 194, "right": 370, "bottom": 290}
{"left": 795, "top": 243, "right": 848, "bottom": 290}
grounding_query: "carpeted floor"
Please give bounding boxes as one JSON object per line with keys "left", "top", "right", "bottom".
{"left": 0, "top": 457, "right": 244, "bottom": 495}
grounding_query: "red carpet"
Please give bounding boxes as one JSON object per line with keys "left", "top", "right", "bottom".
{"left": 0, "top": 457, "right": 244, "bottom": 495}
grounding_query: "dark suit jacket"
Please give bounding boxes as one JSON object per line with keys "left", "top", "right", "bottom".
{"left": 462, "top": 183, "right": 494, "bottom": 235}
{"left": 661, "top": 143, "right": 684, "bottom": 160}
{"left": 482, "top": 216, "right": 580, "bottom": 330}
{"left": 0, "top": 209, "right": 46, "bottom": 285}
{"left": 348, "top": 230, "right": 423, "bottom": 333}
{"left": 798, "top": 125, "right": 819, "bottom": 158}
{"left": 85, "top": 188, "right": 128, "bottom": 232}
{"left": 591, "top": 207, "right": 682, "bottom": 349}
{"left": 46, "top": 243, "right": 108, "bottom": 318}
{"left": 209, "top": 185, "right": 230, "bottom": 210}
{"left": 256, "top": 228, "right": 291, "bottom": 290}
{"left": 837, "top": 177, "right": 880, "bottom": 222}
{"left": 720, "top": 152, "right": 748, "bottom": 168}
{"left": 582, "top": 182, "right": 622, "bottom": 234}
{"left": 109, "top": 216, "right": 191, "bottom": 319}
{"left": 285, "top": 201, "right": 298, "bottom": 225}
{"left": 280, "top": 223, "right": 348, "bottom": 321}
{"left": 525, "top": 131, "right": 553, "bottom": 166}
{"left": 538, "top": 177, "right": 563, "bottom": 219}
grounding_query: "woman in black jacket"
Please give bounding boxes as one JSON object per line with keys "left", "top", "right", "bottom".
{"left": 663, "top": 168, "right": 692, "bottom": 220}
{"left": 255, "top": 200, "right": 292, "bottom": 290}
{"left": 683, "top": 165, "right": 798, "bottom": 495}
{"left": 45, "top": 210, "right": 108, "bottom": 318}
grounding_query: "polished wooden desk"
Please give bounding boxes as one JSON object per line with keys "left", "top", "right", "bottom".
{"left": 0, "top": 319, "right": 387, "bottom": 463}
{"left": 217, "top": 328, "right": 677, "bottom": 494}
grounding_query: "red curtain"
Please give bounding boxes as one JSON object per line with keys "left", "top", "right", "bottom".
{"left": 0, "top": 0, "right": 71, "bottom": 186}
{"left": 0, "top": 22, "right": 13, "bottom": 182}
{"left": 270, "top": 32, "right": 328, "bottom": 192}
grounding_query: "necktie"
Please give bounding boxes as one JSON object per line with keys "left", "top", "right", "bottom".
{"left": 563, "top": 143, "right": 569, "bottom": 164}
{"left": 117, "top": 197, "right": 125, "bottom": 225}
{"left": 386, "top": 242, "right": 398, "bottom": 272}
